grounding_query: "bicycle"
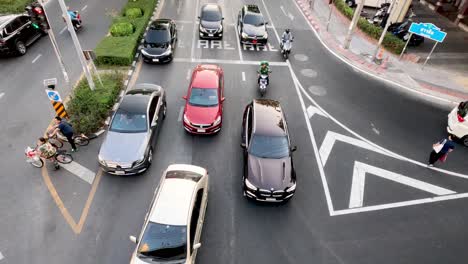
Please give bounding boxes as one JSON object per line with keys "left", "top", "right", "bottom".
{"left": 47, "top": 131, "right": 89, "bottom": 149}
{"left": 25, "top": 146, "right": 73, "bottom": 168}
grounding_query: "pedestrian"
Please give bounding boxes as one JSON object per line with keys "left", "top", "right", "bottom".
{"left": 428, "top": 135, "right": 455, "bottom": 167}
{"left": 50, "top": 116, "right": 77, "bottom": 152}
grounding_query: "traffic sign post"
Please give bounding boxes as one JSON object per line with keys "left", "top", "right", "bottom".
{"left": 399, "top": 22, "right": 447, "bottom": 68}
{"left": 43, "top": 79, "right": 68, "bottom": 118}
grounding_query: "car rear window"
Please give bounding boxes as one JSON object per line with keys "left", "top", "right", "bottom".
{"left": 146, "top": 28, "right": 170, "bottom": 44}
{"left": 202, "top": 8, "right": 221, "bottom": 21}
{"left": 138, "top": 222, "right": 187, "bottom": 261}
{"left": 110, "top": 110, "right": 147, "bottom": 133}
{"left": 189, "top": 88, "right": 218, "bottom": 107}
{"left": 244, "top": 14, "right": 264, "bottom": 26}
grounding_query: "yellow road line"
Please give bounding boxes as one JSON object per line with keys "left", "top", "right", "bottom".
{"left": 76, "top": 169, "right": 103, "bottom": 233}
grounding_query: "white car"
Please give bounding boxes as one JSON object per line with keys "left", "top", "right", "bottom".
{"left": 447, "top": 101, "right": 468, "bottom": 146}
{"left": 129, "top": 164, "right": 209, "bottom": 264}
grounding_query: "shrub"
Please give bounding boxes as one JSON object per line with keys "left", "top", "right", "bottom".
{"left": 333, "top": 0, "right": 405, "bottom": 54}
{"left": 125, "top": 7, "right": 143, "bottom": 18}
{"left": 110, "top": 22, "right": 134, "bottom": 37}
{"left": 66, "top": 72, "right": 124, "bottom": 134}
{"left": 0, "top": 0, "right": 33, "bottom": 14}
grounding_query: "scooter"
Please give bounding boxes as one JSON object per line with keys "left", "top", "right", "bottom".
{"left": 63, "top": 11, "right": 82, "bottom": 31}
{"left": 257, "top": 71, "right": 271, "bottom": 97}
{"left": 280, "top": 39, "right": 293, "bottom": 60}
{"left": 367, "top": 3, "right": 390, "bottom": 25}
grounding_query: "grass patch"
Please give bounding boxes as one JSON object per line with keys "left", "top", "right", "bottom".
{"left": 66, "top": 72, "right": 124, "bottom": 135}
{"left": 0, "top": 0, "right": 33, "bottom": 14}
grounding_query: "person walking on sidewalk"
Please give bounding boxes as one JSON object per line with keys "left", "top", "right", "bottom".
{"left": 50, "top": 116, "right": 77, "bottom": 152}
{"left": 428, "top": 135, "right": 455, "bottom": 167}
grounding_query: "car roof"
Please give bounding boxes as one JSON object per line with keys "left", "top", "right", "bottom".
{"left": 191, "top": 64, "right": 220, "bottom": 89}
{"left": 244, "top": 4, "right": 261, "bottom": 14}
{"left": 149, "top": 178, "right": 197, "bottom": 225}
{"left": 202, "top": 3, "right": 221, "bottom": 13}
{"left": 252, "top": 99, "right": 287, "bottom": 136}
{"left": 119, "top": 92, "right": 151, "bottom": 114}
{"left": 0, "top": 15, "right": 18, "bottom": 29}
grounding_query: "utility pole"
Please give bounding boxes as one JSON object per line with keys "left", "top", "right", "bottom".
{"left": 56, "top": 0, "right": 96, "bottom": 90}
{"left": 371, "top": 0, "right": 397, "bottom": 61}
{"left": 343, "top": 0, "right": 365, "bottom": 49}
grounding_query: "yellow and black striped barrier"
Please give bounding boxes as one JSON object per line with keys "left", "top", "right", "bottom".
{"left": 52, "top": 101, "right": 68, "bottom": 119}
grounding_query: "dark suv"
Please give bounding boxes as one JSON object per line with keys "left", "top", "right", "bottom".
{"left": 237, "top": 5, "right": 268, "bottom": 45}
{"left": 241, "top": 99, "right": 297, "bottom": 202}
{"left": 0, "top": 14, "right": 44, "bottom": 56}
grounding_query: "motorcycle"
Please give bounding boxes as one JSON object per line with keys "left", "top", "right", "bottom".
{"left": 280, "top": 39, "right": 293, "bottom": 60}
{"left": 257, "top": 71, "right": 271, "bottom": 97}
{"left": 63, "top": 11, "right": 82, "bottom": 31}
{"left": 367, "top": 3, "right": 390, "bottom": 25}
{"left": 389, "top": 20, "right": 424, "bottom": 47}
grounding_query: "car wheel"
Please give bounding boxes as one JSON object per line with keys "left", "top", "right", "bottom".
{"left": 147, "top": 147, "right": 153, "bottom": 165}
{"left": 462, "top": 136, "right": 468, "bottom": 147}
{"left": 346, "top": 0, "right": 354, "bottom": 7}
{"left": 162, "top": 103, "right": 167, "bottom": 119}
{"left": 16, "top": 41, "right": 27, "bottom": 56}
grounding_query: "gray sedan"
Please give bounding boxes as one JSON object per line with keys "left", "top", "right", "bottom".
{"left": 98, "top": 83, "right": 167, "bottom": 175}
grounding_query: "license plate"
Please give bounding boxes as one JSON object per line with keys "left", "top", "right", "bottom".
{"left": 252, "top": 40, "right": 257, "bottom": 44}
{"left": 265, "top": 197, "right": 276, "bottom": 201}
{"left": 208, "top": 34, "right": 214, "bottom": 37}
{"left": 152, "top": 58, "right": 159, "bottom": 62}
{"left": 114, "top": 171, "right": 125, "bottom": 175}
{"left": 197, "top": 129, "right": 206, "bottom": 133}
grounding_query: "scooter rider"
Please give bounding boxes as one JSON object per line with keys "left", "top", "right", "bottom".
{"left": 281, "top": 29, "right": 293, "bottom": 48}
{"left": 257, "top": 61, "right": 271, "bottom": 85}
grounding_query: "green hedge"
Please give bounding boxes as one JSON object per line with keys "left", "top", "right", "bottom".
{"left": 110, "top": 22, "right": 134, "bottom": 37}
{"left": 66, "top": 72, "right": 124, "bottom": 134}
{"left": 0, "top": 0, "right": 33, "bottom": 14}
{"left": 125, "top": 7, "right": 143, "bottom": 18}
{"left": 334, "top": 0, "right": 404, "bottom": 54}
{"left": 95, "top": 0, "right": 157, "bottom": 66}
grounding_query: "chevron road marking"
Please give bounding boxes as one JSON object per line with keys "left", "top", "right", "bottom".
{"left": 306, "top": 105, "right": 326, "bottom": 119}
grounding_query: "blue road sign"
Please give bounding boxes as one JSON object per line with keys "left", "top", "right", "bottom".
{"left": 408, "top": 23, "right": 447, "bottom": 43}
{"left": 45, "top": 89, "right": 62, "bottom": 102}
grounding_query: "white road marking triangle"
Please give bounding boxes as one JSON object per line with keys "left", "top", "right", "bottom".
{"left": 306, "top": 105, "right": 326, "bottom": 119}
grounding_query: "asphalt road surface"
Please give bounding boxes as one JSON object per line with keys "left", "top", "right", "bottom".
{"left": 2, "top": 0, "right": 468, "bottom": 263}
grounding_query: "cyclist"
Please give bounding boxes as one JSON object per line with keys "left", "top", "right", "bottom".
{"left": 36, "top": 137, "right": 59, "bottom": 169}
{"left": 257, "top": 61, "right": 271, "bottom": 85}
{"left": 49, "top": 116, "right": 77, "bottom": 152}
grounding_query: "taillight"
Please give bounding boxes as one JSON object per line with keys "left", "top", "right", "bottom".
{"left": 77, "top": 14, "right": 81, "bottom": 20}
{"left": 0, "top": 39, "right": 5, "bottom": 45}
{"left": 457, "top": 113, "right": 465, "bottom": 122}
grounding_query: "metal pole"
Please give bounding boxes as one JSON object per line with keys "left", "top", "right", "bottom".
{"left": 326, "top": 0, "right": 334, "bottom": 31}
{"left": 398, "top": 32, "right": 412, "bottom": 60}
{"left": 309, "top": 0, "right": 315, "bottom": 10}
{"left": 56, "top": 0, "right": 96, "bottom": 90}
{"left": 371, "top": 0, "right": 398, "bottom": 61}
{"left": 38, "top": 0, "right": 71, "bottom": 90}
{"left": 422, "top": 41, "right": 438, "bottom": 69}
{"left": 343, "top": 0, "right": 365, "bottom": 49}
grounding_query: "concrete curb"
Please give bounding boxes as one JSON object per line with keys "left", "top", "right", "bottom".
{"left": 295, "top": 0, "right": 466, "bottom": 104}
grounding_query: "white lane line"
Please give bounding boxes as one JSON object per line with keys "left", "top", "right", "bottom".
{"left": 241, "top": 71, "right": 246, "bottom": 81}
{"left": 349, "top": 161, "right": 456, "bottom": 208}
{"left": 234, "top": 26, "right": 244, "bottom": 61}
{"left": 59, "top": 26, "right": 67, "bottom": 34}
{"left": 60, "top": 161, "right": 96, "bottom": 184}
{"left": 173, "top": 57, "right": 288, "bottom": 66}
{"left": 31, "top": 54, "right": 42, "bottom": 64}
{"left": 190, "top": 0, "right": 200, "bottom": 61}
{"left": 81, "top": 5, "right": 88, "bottom": 11}
{"left": 0, "top": 92, "right": 4, "bottom": 99}
{"left": 280, "top": 5, "right": 288, "bottom": 17}
{"left": 260, "top": 0, "right": 282, "bottom": 43}
{"left": 186, "top": 69, "right": 191, "bottom": 80}
{"left": 0, "top": 251, "right": 3, "bottom": 260}
{"left": 178, "top": 106, "right": 184, "bottom": 122}
{"left": 174, "top": 20, "right": 194, "bottom": 24}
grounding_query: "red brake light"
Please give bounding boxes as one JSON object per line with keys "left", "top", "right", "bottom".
{"left": 457, "top": 113, "right": 465, "bottom": 122}
{"left": 33, "top": 7, "right": 43, "bottom": 14}
{"left": 77, "top": 14, "right": 81, "bottom": 19}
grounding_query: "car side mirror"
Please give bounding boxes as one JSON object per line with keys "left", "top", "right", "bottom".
{"left": 151, "top": 121, "right": 157, "bottom": 128}
{"left": 193, "top": 243, "right": 201, "bottom": 250}
{"left": 222, "top": 17, "right": 225, "bottom": 20}
{"left": 129, "top": 235, "right": 138, "bottom": 244}
{"left": 221, "top": 97, "right": 225, "bottom": 102}
{"left": 265, "top": 21, "right": 269, "bottom": 25}
{"left": 240, "top": 143, "right": 246, "bottom": 148}
{"left": 182, "top": 96, "right": 187, "bottom": 100}
{"left": 198, "top": 16, "right": 200, "bottom": 19}
{"left": 291, "top": 146, "right": 297, "bottom": 152}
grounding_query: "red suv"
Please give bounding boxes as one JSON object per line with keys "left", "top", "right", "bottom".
{"left": 183, "top": 64, "right": 224, "bottom": 134}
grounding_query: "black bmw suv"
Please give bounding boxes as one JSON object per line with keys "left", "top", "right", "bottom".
{"left": 237, "top": 5, "right": 268, "bottom": 45}
{"left": 0, "top": 14, "right": 44, "bottom": 56}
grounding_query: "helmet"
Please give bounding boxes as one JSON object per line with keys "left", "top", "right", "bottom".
{"left": 285, "top": 29, "right": 290, "bottom": 33}
{"left": 260, "top": 61, "right": 269, "bottom": 66}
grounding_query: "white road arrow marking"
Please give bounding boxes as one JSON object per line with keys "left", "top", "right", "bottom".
{"left": 0, "top": 251, "right": 4, "bottom": 260}
{"left": 60, "top": 161, "right": 95, "bottom": 184}
{"left": 349, "top": 161, "right": 456, "bottom": 208}
{"left": 280, "top": 5, "right": 295, "bottom": 20}
{"left": 319, "top": 131, "right": 391, "bottom": 166}
{"left": 0, "top": 92, "right": 4, "bottom": 99}
{"left": 306, "top": 105, "right": 326, "bottom": 119}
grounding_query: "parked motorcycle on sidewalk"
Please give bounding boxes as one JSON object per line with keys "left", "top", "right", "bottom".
{"left": 367, "top": 3, "right": 390, "bottom": 26}
{"left": 388, "top": 11, "right": 424, "bottom": 47}
{"left": 280, "top": 39, "right": 293, "bottom": 60}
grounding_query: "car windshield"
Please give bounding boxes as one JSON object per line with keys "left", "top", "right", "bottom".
{"left": 189, "top": 88, "right": 218, "bottom": 107}
{"left": 137, "top": 222, "right": 187, "bottom": 261}
{"left": 244, "top": 14, "right": 264, "bottom": 26}
{"left": 110, "top": 109, "right": 147, "bottom": 133}
{"left": 146, "top": 29, "right": 170, "bottom": 44}
{"left": 249, "top": 134, "right": 289, "bottom": 159}
{"left": 202, "top": 9, "right": 222, "bottom": 21}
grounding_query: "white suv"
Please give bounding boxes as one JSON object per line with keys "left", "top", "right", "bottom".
{"left": 129, "top": 164, "right": 209, "bottom": 264}
{"left": 447, "top": 101, "right": 468, "bottom": 146}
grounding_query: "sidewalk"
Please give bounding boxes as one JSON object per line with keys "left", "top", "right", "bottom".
{"left": 295, "top": 0, "right": 468, "bottom": 103}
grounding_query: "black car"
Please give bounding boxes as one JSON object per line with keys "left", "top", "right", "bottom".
{"left": 98, "top": 83, "right": 167, "bottom": 175}
{"left": 198, "top": 4, "right": 223, "bottom": 39}
{"left": 0, "top": 14, "right": 44, "bottom": 56}
{"left": 141, "top": 19, "right": 177, "bottom": 63}
{"left": 237, "top": 5, "right": 268, "bottom": 45}
{"left": 241, "top": 99, "right": 297, "bottom": 202}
